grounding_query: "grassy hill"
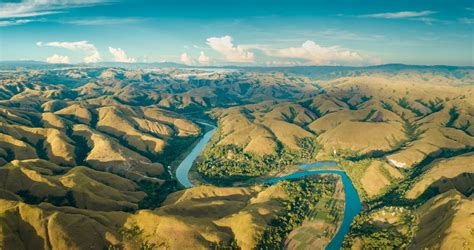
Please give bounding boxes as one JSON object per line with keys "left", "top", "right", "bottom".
{"left": 193, "top": 70, "right": 473, "bottom": 248}
{"left": 0, "top": 65, "right": 472, "bottom": 249}
{"left": 0, "top": 173, "right": 333, "bottom": 250}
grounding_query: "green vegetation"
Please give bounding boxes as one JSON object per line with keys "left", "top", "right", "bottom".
{"left": 68, "top": 132, "right": 92, "bottom": 166}
{"left": 197, "top": 144, "right": 277, "bottom": 180}
{"left": 415, "top": 97, "right": 444, "bottom": 113}
{"left": 285, "top": 180, "right": 344, "bottom": 249}
{"left": 391, "top": 113, "right": 425, "bottom": 149}
{"left": 296, "top": 137, "right": 323, "bottom": 160}
{"left": 361, "top": 108, "right": 377, "bottom": 122}
{"left": 16, "top": 190, "right": 76, "bottom": 207}
{"left": 446, "top": 106, "right": 473, "bottom": 136}
{"left": 370, "top": 147, "right": 474, "bottom": 210}
{"left": 307, "top": 197, "right": 342, "bottom": 223}
{"left": 380, "top": 100, "right": 393, "bottom": 112}
{"left": 283, "top": 106, "right": 297, "bottom": 123}
{"left": 347, "top": 229, "right": 407, "bottom": 248}
{"left": 299, "top": 99, "right": 322, "bottom": 117}
{"left": 0, "top": 66, "right": 473, "bottom": 249}
{"left": 402, "top": 115, "right": 423, "bottom": 141}
{"left": 158, "top": 134, "right": 200, "bottom": 166}
{"left": 34, "top": 139, "right": 49, "bottom": 161}
{"left": 339, "top": 97, "right": 358, "bottom": 110}
{"left": 109, "top": 224, "right": 159, "bottom": 250}
{"left": 334, "top": 114, "right": 424, "bottom": 159}
{"left": 338, "top": 159, "right": 371, "bottom": 200}
{"left": 343, "top": 208, "right": 416, "bottom": 249}
{"left": 208, "top": 240, "right": 240, "bottom": 250}
{"left": 256, "top": 177, "right": 335, "bottom": 249}
{"left": 138, "top": 180, "right": 179, "bottom": 209}
{"left": 197, "top": 137, "right": 322, "bottom": 182}
{"left": 398, "top": 97, "right": 423, "bottom": 116}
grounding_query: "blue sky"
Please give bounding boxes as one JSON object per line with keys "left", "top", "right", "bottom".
{"left": 0, "top": 0, "right": 473, "bottom": 66}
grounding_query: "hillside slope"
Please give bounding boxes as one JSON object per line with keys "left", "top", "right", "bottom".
{"left": 0, "top": 66, "right": 472, "bottom": 249}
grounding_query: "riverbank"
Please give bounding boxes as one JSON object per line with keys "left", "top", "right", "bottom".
{"left": 265, "top": 168, "right": 362, "bottom": 250}
{"left": 174, "top": 122, "right": 362, "bottom": 249}
{"left": 175, "top": 122, "right": 216, "bottom": 187}
{"left": 285, "top": 175, "right": 345, "bottom": 249}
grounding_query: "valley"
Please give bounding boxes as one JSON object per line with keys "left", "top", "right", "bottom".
{"left": 0, "top": 64, "right": 472, "bottom": 249}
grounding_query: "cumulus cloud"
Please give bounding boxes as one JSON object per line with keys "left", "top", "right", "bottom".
{"left": 38, "top": 40, "right": 101, "bottom": 63}
{"left": 360, "top": 11, "right": 436, "bottom": 21}
{"left": 198, "top": 51, "right": 210, "bottom": 64}
{"left": 260, "top": 40, "right": 380, "bottom": 66}
{"left": 84, "top": 50, "right": 102, "bottom": 63}
{"left": 206, "top": 35, "right": 254, "bottom": 63}
{"left": 108, "top": 47, "right": 136, "bottom": 63}
{"left": 180, "top": 53, "right": 195, "bottom": 65}
{"left": 46, "top": 54, "right": 70, "bottom": 64}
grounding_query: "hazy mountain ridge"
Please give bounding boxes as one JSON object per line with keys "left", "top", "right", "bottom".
{"left": 2, "top": 61, "right": 472, "bottom": 82}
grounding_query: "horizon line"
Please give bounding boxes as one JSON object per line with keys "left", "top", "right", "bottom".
{"left": 1, "top": 60, "right": 473, "bottom": 68}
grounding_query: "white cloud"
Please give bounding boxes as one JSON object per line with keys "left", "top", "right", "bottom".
{"left": 180, "top": 53, "right": 195, "bottom": 65}
{"left": 84, "top": 50, "right": 102, "bottom": 63}
{"left": 411, "top": 17, "right": 437, "bottom": 25}
{"left": 206, "top": 35, "right": 254, "bottom": 63}
{"left": 360, "top": 10, "right": 437, "bottom": 24}
{"left": 307, "top": 29, "right": 386, "bottom": 42}
{"left": 459, "top": 17, "right": 474, "bottom": 24}
{"left": 0, "top": 0, "right": 109, "bottom": 19}
{"left": 108, "top": 47, "right": 136, "bottom": 63}
{"left": 41, "top": 40, "right": 96, "bottom": 51}
{"left": 361, "top": 10, "right": 436, "bottom": 19}
{"left": 179, "top": 52, "right": 210, "bottom": 65}
{"left": 46, "top": 54, "right": 70, "bottom": 64}
{"left": 38, "top": 40, "right": 101, "bottom": 63}
{"left": 0, "top": 19, "right": 34, "bottom": 27}
{"left": 260, "top": 40, "right": 380, "bottom": 66}
{"left": 198, "top": 51, "right": 210, "bottom": 64}
{"left": 65, "top": 17, "right": 141, "bottom": 26}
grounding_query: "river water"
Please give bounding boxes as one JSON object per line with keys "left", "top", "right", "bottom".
{"left": 175, "top": 123, "right": 362, "bottom": 250}
{"left": 175, "top": 122, "right": 217, "bottom": 188}
{"left": 266, "top": 168, "right": 362, "bottom": 250}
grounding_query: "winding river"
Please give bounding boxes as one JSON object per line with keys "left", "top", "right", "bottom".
{"left": 175, "top": 123, "right": 362, "bottom": 250}
{"left": 176, "top": 122, "right": 217, "bottom": 188}
{"left": 266, "top": 169, "right": 362, "bottom": 250}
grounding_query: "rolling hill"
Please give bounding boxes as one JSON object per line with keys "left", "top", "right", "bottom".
{"left": 0, "top": 64, "right": 472, "bottom": 249}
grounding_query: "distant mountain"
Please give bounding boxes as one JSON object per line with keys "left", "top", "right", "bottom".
{"left": 1, "top": 61, "right": 472, "bottom": 73}
{"left": 0, "top": 60, "right": 187, "bottom": 70}
{"left": 242, "top": 64, "right": 474, "bottom": 80}
{"left": 0, "top": 60, "right": 74, "bottom": 70}
{"left": 94, "top": 61, "right": 188, "bottom": 69}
